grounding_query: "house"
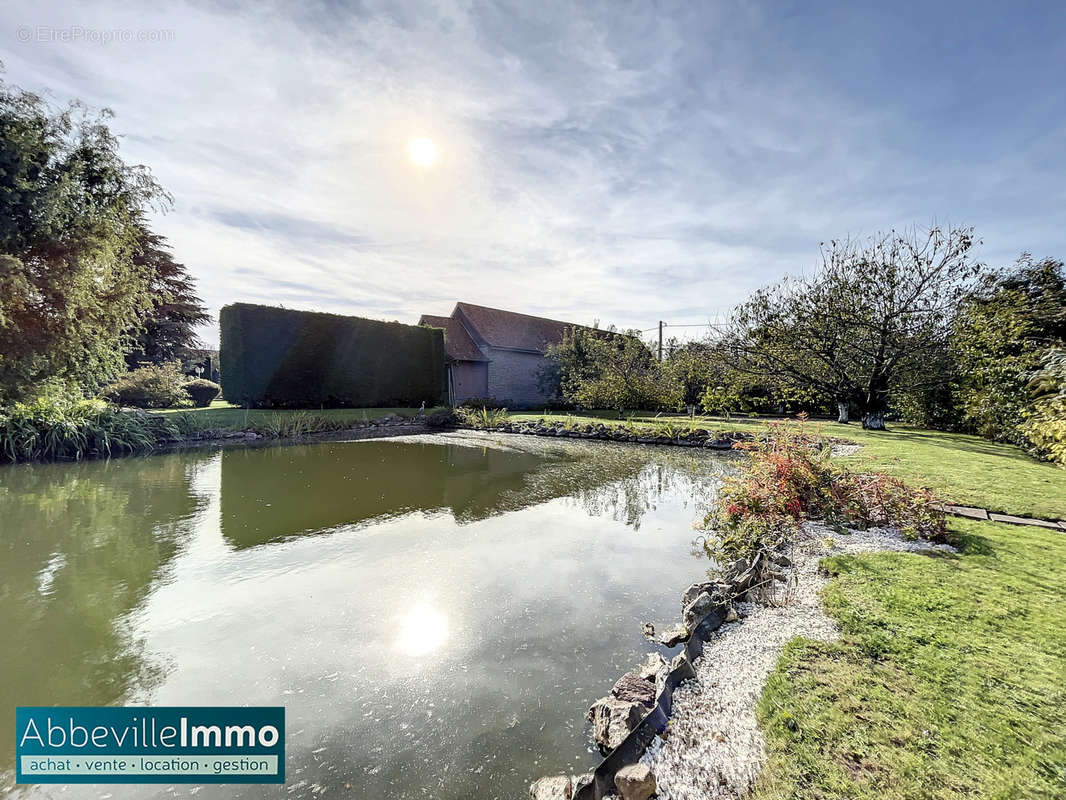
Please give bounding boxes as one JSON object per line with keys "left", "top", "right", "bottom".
{"left": 419, "top": 302, "right": 593, "bottom": 407}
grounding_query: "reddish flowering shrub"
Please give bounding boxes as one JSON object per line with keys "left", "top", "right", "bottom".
{"left": 706, "top": 418, "right": 946, "bottom": 564}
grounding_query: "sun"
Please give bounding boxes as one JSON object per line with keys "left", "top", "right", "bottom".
{"left": 408, "top": 137, "right": 437, "bottom": 167}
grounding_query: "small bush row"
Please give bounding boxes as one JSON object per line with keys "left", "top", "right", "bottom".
{"left": 456, "top": 406, "right": 511, "bottom": 429}
{"left": 100, "top": 363, "right": 221, "bottom": 409}
{"left": 704, "top": 417, "right": 947, "bottom": 566}
{"left": 0, "top": 393, "right": 179, "bottom": 462}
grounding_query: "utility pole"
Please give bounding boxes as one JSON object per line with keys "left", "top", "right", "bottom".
{"left": 658, "top": 320, "right": 664, "bottom": 362}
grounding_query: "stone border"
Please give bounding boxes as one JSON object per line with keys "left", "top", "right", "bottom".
{"left": 576, "top": 606, "right": 731, "bottom": 800}
{"left": 461, "top": 420, "right": 748, "bottom": 450}
{"left": 531, "top": 555, "right": 771, "bottom": 800}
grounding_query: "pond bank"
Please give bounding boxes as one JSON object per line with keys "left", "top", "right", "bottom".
{"left": 458, "top": 420, "right": 747, "bottom": 449}
{"left": 167, "top": 416, "right": 434, "bottom": 451}
{"left": 528, "top": 523, "right": 956, "bottom": 800}
{"left": 643, "top": 524, "right": 956, "bottom": 799}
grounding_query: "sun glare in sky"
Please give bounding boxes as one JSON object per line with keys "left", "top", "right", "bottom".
{"left": 408, "top": 137, "right": 437, "bottom": 167}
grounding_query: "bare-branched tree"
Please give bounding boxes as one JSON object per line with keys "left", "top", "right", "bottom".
{"left": 723, "top": 226, "right": 985, "bottom": 429}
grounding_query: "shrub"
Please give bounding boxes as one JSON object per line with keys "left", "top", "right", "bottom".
{"left": 220, "top": 303, "right": 446, "bottom": 408}
{"left": 426, "top": 408, "right": 460, "bottom": 428}
{"left": 183, "top": 378, "right": 221, "bottom": 407}
{"left": 253, "top": 413, "right": 345, "bottom": 439}
{"left": 0, "top": 391, "right": 177, "bottom": 462}
{"left": 704, "top": 418, "right": 946, "bottom": 580}
{"left": 456, "top": 406, "right": 510, "bottom": 429}
{"left": 653, "top": 416, "right": 706, "bottom": 440}
{"left": 100, "top": 362, "right": 191, "bottom": 408}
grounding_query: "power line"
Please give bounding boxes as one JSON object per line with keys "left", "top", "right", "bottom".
{"left": 642, "top": 322, "right": 727, "bottom": 331}
{"left": 661, "top": 323, "right": 727, "bottom": 328}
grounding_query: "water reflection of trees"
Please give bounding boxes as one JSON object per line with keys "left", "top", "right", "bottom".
{"left": 501, "top": 443, "right": 732, "bottom": 531}
{"left": 218, "top": 438, "right": 735, "bottom": 549}
{"left": 567, "top": 463, "right": 719, "bottom": 530}
{"left": 0, "top": 452, "right": 215, "bottom": 783}
{"left": 218, "top": 441, "right": 551, "bottom": 548}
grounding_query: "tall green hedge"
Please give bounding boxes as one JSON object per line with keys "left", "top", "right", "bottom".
{"left": 220, "top": 303, "right": 446, "bottom": 408}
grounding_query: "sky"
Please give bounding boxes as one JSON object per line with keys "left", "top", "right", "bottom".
{"left": 1, "top": 0, "right": 1064, "bottom": 347}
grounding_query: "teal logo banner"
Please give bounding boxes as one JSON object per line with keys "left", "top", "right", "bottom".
{"left": 16, "top": 707, "right": 285, "bottom": 784}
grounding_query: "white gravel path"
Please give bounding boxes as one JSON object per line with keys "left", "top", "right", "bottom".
{"left": 642, "top": 523, "right": 955, "bottom": 799}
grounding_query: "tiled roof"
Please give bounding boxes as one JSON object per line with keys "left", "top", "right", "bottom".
{"left": 419, "top": 314, "right": 488, "bottom": 362}
{"left": 453, "top": 302, "right": 585, "bottom": 353}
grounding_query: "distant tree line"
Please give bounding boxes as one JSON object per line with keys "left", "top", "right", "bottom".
{"left": 540, "top": 225, "right": 1066, "bottom": 465}
{"left": 0, "top": 73, "right": 208, "bottom": 406}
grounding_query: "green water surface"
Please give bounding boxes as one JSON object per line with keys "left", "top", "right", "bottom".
{"left": 1, "top": 432, "right": 730, "bottom": 799}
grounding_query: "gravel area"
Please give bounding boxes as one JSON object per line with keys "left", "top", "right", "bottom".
{"left": 642, "top": 523, "right": 955, "bottom": 799}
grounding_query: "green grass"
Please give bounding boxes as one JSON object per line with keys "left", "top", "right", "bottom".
{"left": 509, "top": 411, "right": 1066, "bottom": 521}
{"left": 152, "top": 401, "right": 436, "bottom": 434}
{"left": 754, "top": 519, "right": 1066, "bottom": 799}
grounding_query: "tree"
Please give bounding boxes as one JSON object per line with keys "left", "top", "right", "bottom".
{"left": 662, "top": 340, "right": 717, "bottom": 408}
{"left": 537, "top": 326, "right": 601, "bottom": 402}
{"left": 888, "top": 337, "right": 962, "bottom": 430}
{"left": 124, "top": 220, "right": 210, "bottom": 369}
{"left": 1020, "top": 347, "right": 1066, "bottom": 466}
{"left": 951, "top": 254, "right": 1066, "bottom": 442}
{"left": 726, "top": 226, "right": 985, "bottom": 429}
{"left": 724, "top": 275, "right": 856, "bottom": 421}
{"left": 0, "top": 75, "right": 168, "bottom": 403}
{"left": 543, "top": 327, "right": 677, "bottom": 412}
{"left": 574, "top": 331, "right": 677, "bottom": 412}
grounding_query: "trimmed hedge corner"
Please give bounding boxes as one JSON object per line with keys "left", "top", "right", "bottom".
{"left": 219, "top": 303, "right": 446, "bottom": 408}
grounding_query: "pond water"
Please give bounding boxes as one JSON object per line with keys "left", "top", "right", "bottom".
{"left": 0, "top": 431, "right": 732, "bottom": 799}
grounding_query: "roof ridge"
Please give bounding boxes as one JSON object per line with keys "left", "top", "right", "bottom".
{"left": 454, "top": 301, "right": 591, "bottom": 330}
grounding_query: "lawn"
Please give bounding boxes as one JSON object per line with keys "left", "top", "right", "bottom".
{"left": 508, "top": 411, "right": 1066, "bottom": 521}
{"left": 754, "top": 518, "right": 1066, "bottom": 799}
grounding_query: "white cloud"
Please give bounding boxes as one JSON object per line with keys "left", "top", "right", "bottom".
{"left": 1, "top": 0, "right": 1062, "bottom": 346}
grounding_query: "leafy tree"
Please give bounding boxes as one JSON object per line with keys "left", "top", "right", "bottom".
{"left": 1020, "top": 347, "right": 1066, "bottom": 466}
{"left": 951, "top": 254, "right": 1066, "bottom": 442}
{"left": 723, "top": 278, "right": 852, "bottom": 420}
{"left": 726, "top": 226, "right": 984, "bottom": 429}
{"left": 537, "top": 326, "right": 601, "bottom": 402}
{"left": 124, "top": 221, "right": 210, "bottom": 368}
{"left": 889, "top": 337, "right": 963, "bottom": 430}
{"left": 662, "top": 340, "right": 717, "bottom": 408}
{"left": 544, "top": 327, "right": 677, "bottom": 412}
{"left": 0, "top": 76, "right": 168, "bottom": 403}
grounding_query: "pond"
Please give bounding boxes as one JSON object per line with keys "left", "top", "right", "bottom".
{"left": 0, "top": 431, "right": 732, "bottom": 799}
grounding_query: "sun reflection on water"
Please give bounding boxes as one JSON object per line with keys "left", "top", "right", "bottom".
{"left": 396, "top": 604, "right": 449, "bottom": 656}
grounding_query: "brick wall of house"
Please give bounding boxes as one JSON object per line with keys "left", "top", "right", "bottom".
{"left": 484, "top": 348, "right": 552, "bottom": 408}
